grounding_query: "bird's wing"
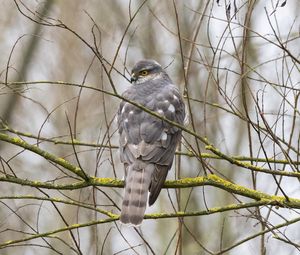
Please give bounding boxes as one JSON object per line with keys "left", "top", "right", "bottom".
{"left": 146, "top": 84, "right": 185, "bottom": 205}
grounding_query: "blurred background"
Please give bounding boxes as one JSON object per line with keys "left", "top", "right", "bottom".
{"left": 0, "top": 0, "right": 299, "bottom": 254}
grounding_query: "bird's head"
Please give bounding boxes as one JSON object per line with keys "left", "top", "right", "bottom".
{"left": 130, "top": 59, "right": 164, "bottom": 84}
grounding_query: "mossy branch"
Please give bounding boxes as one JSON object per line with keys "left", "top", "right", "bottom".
{"left": 164, "top": 174, "right": 300, "bottom": 208}
{"left": 1, "top": 174, "right": 300, "bottom": 209}
{"left": 1, "top": 127, "right": 300, "bottom": 180}
{"left": 0, "top": 218, "right": 117, "bottom": 249}
{"left": 1, "top": 200, "right": 296, "bottom": 249}
{"left": 1, "top": 131, "right": 300, "bottom": 209}
{"left": 2, "top": 124, "right": 300, "bottom": 166}
{"left": 0, "top": 132, "right": 88, "bottom": 180}
{"left": 216, "top": 217, "right": 300, "bottom": 254}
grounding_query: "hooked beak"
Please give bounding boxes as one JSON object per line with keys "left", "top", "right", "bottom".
{"left": 130, "top": 72, "right": 137, "bottom": 83}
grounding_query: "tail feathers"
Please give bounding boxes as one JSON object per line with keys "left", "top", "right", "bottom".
{"left": 149, "top": 165, "right": 169, "bottom": 206}
{"left": 120, "top": 163, "right": 154, "bottom": 225}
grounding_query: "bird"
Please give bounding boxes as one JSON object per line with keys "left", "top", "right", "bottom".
{"left": 117, "top": 59, "right": 185, "bottom": 225}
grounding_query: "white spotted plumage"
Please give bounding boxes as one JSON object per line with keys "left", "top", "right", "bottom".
{"left": 157, "top": 109, "right": 164, "bottom": 115}
{"left": 168, "top": 104, "right": 175, "bottom": 113}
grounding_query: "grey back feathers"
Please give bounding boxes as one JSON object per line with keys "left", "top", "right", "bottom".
{"left": 118, "top": 59, "right": 185, "bottom": 225}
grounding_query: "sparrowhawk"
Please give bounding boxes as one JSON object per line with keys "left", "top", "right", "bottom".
{"left": 117, "top": 59, "right": 185, "bottom": 225}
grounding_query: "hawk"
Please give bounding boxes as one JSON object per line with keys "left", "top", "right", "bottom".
{"left": 117, "top": 60, "right": 185, "bottom": 225}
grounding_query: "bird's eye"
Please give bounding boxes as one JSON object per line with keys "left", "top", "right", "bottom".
{"left": 140, "top": 70, "right": 148, "bottom": 76}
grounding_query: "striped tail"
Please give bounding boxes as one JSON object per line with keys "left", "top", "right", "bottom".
{"left": 120, "top": 162, "right": 154, "bottom": 225}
